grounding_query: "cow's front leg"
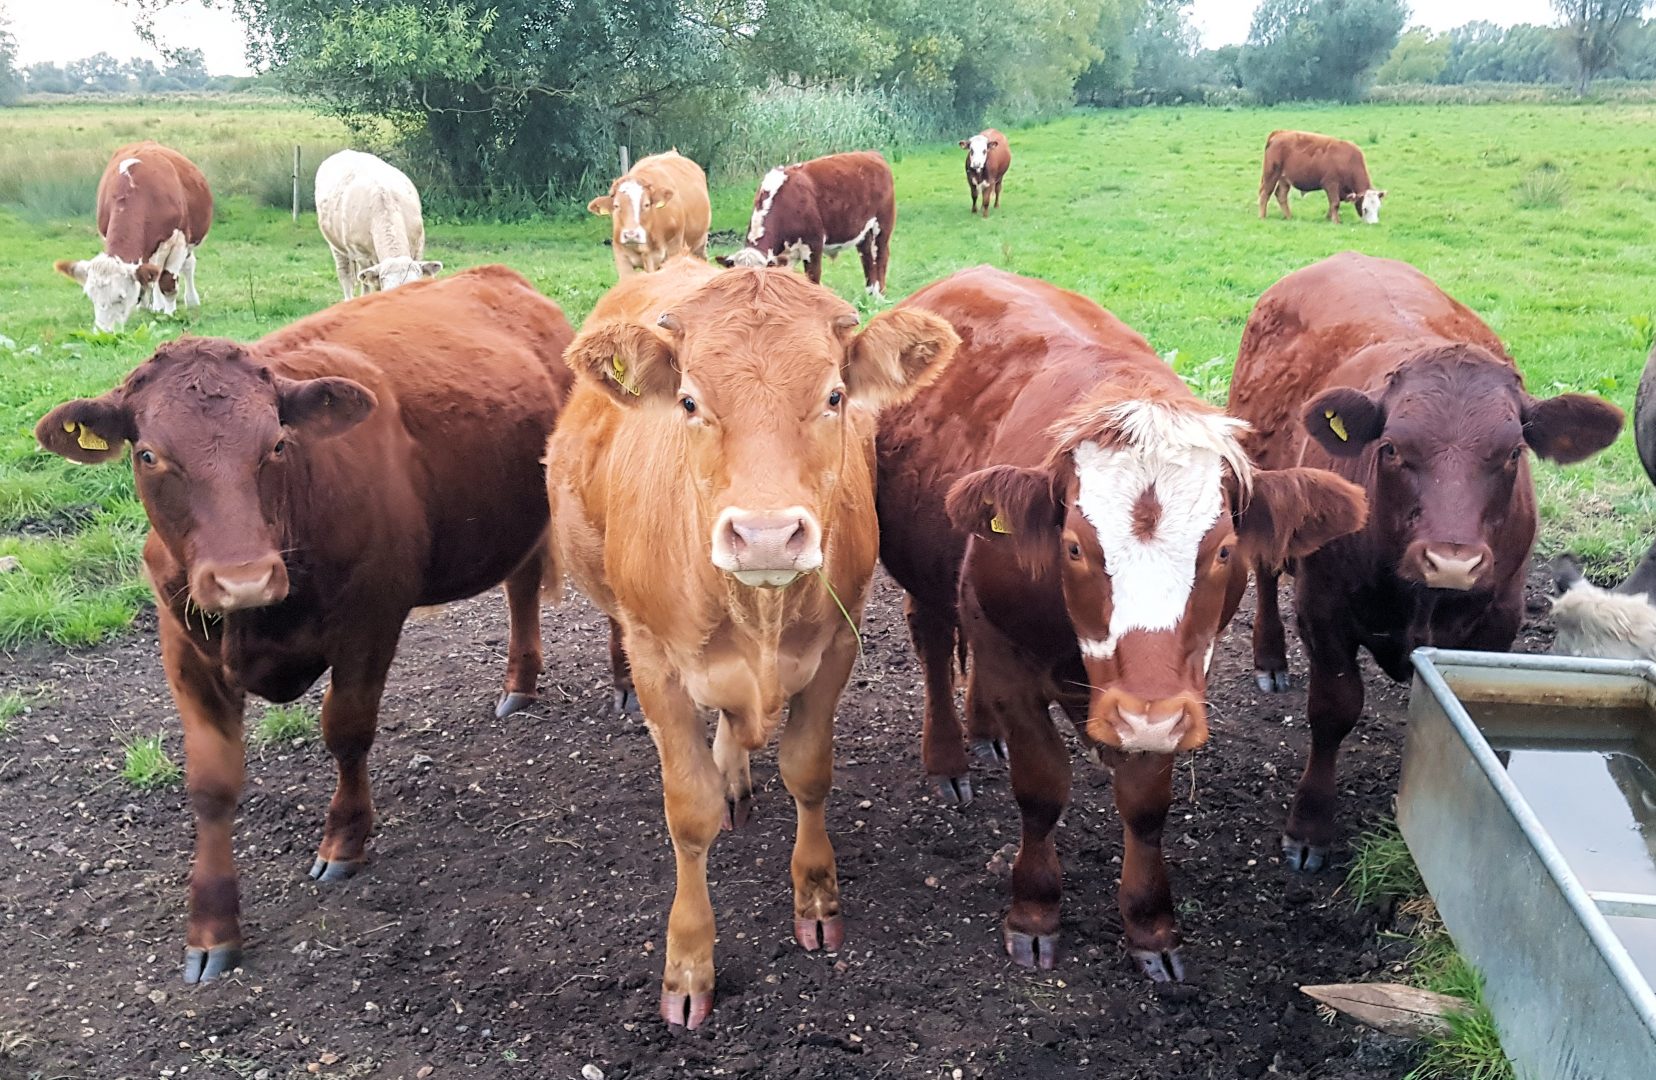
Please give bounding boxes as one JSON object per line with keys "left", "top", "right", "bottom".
{"left": 1252, "top": 564, "right": 1291, "bottom": 691}
{"left": 494, "top": 549, "right": 544, "bottom": 718}
{"left": 780, "top": 629, "right": 856, "bottom": 952}
{"left": 805, "top": 244, "right": 824, "bottom": 284}
{"left": 713, "top": 711, "right": 754, "bottom": 829}
{"left": 968, "top": 179, "right": 979, "bottom": 215}
{"left": 637, "top": 666, "right": 723, "bottom": 1028}
{"left": 1113, "top": 750, "right": 1183, "bottom": 982}
{"left": 180, "top": 250, "right": 201, "bottom": 310}
{"left": 310, "top": 639, "right": 396, "bottom": 881}
{"left": 163, "top": 620, "right": 248, "bottom": 983}
{"left": 1283, "top": 624, "right": 1363, "bottom": 871}
{"left": 906, "top": 596, "right": 974, "bottom": 803}
{"left": 608, "top": 618, "right": 638, "bottom": 715}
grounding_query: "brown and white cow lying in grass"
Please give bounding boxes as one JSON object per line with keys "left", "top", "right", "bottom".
{"left": 35, "top": 266, "right": 573, "bottom": 984}
{"left": 878, "top": 266, "right": 1366, "bottom": 980}
{"left": 1228, "top": 252, "right": 1622, "bottom": 871}
{"left": 587, "top": 149, "right": 711, "bottom": 277}
{"left": 1258, "top": 130, "right": 1385, "bottom": 224}
{"left": 57, "top": 141, "right": 212, "bottom": 332}
{"left": 547, "top": 256, "right": 957, "bottom": 1027}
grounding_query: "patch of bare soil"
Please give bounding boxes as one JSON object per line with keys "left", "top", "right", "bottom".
{"left": 0, "top": 573, "right": 1556, "bottom": 1079}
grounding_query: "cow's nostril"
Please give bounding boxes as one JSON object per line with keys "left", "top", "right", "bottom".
{"left": 784, "top": 521, "right": 808, "bottom": 556}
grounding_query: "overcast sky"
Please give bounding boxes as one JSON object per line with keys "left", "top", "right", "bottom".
{"left": 7, "top": 1, "right": 1571, "bottom": 76}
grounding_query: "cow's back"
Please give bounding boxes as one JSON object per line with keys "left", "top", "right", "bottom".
{"left": 316, "top": 151, "right": 424, "bottom": 261}
{"left": 1265, "top": 130, "right": 1371, "bottom": 194}
{"left": 635, "top": 151, "right": 711, "bottom": 248}
{"left": 1229, "top": 252, "right": 1508, "bottom": 468}
{"left": 96, "top": 142, "right": 212, "bottom": 262}
{"left": 796, "top": 151, "right": 894, "bottom": 233}
{"left": 258, "top": 264, "right": 573, "bottom": 601}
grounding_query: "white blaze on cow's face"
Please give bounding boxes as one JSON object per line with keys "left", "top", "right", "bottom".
{"left": 64, "top": 253, "right": 144, "bottom": 333}
{"left": 615, "top": 179, "right": 649, "bottom": 248}
{"left": 1359, "top": 189, "right": 1385, "bottom": 224}
{"left": 965, "top": 135, "right": 989, "bottom": 172}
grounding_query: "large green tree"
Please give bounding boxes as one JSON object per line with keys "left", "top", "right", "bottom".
{"left": 1553, "top": 0, "right": 1652, "bottom": 94}
{"left": 1240, "top": 0, "right": 1407, "bottom": 103}
{"left": 1374, "top": 26, "right": 1451, "bottom": 84}
{"left": 0, "top": 9, "right": 20, "bottom": 106}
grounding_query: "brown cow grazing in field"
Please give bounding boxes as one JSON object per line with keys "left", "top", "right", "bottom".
{"left": 1258, "top": 130, "right": 1385, "bottom": 224}
{"left": 879, "top": 266, "right": 1366, "bottom": 978}
{"left": 35, "top": 266, "right": 574, "bottom": 983}
{"left": 587, "top": 149, "right": 712, "bottom": 277}
{"left": 721, "top": 150, "right": 896, "bottom": 297}
{"left": 547, "top": 257, "right": 957, "bottom": 1027}
{"left": 960, "top": 129, "right": 1011, "bottom": 218}
{"left": 1229, "top": 252, "right": 1623, "bottom": 870}
{"left": 56, "top": 141, "right": 213, "bottom": 332}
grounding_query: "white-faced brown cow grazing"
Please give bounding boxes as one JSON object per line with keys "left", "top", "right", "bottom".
{"left": 1228, "top": 252, "right": 1623, "bottom": 871}
{"left": 960, "top": 128, "right": 1011, "bottom": 218}
{"left": 587, "top": 149, "right": 712, "bottom": 277}
{"left": 547, "top": 256, "right": 957, "bottom": 1027}
{"left": 57, "top": 141, "right": 212, "bottom": 332}
{"left": 35, "top": 266, "right": 574, "bottom": 983}
{"left": 721, "top": 150, "right": 896, "bottom": 297}
{"left": 878, "top": 266, "right": 1366, "bottom": 979}
{"left": 1258, "top": 130, "right": 1386, "bottom": 224}
{"left": 315, "top": 149, "right": 441, "bottom": 300}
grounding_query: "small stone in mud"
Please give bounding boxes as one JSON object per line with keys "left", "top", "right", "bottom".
{"left": 409, "top": 754, "right": 434, "bottom": 771}
{"left": 147, "top": 989, "right": 168, "bottom": 1005}
{"left": 581, "top": 1065, "right": 605, "bottom": 1080}
{"left": 416, "top": 1069, "right": 434, "bottom": 1079}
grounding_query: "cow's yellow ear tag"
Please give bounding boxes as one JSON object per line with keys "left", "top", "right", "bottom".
{"left": 610, "top": 355, "right": 640, "bottom": 396}
{"left": 67, "top": 422, "right": 108, "bottom": 451}
{"left": 1324, "top": 409, "right": 1348, "bottom": 442}
{"left": 989, "top": 513, "right": 1011, "bottom": 535}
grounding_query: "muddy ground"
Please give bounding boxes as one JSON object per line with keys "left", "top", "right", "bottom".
{"left": 0, "top": 573, "right": 1556, "bottom": 1080}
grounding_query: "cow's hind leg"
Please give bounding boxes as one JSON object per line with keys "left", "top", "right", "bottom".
{"left": 873, "top": 215, "right": 893, "bottom": 296}
{"left": 908, "top": 596, "right": 974, "bottom": 804}
{"left": 859, "top": 234, "right": 881, "bottom": 298}
{"left": 638, "top": 667, "right": 724, "bottom": 1028}
{"left": 608, "top": 618, "right": 638, "bottom": 715}
{"left": 1283, "top": 626, "right": 1363, "bottom": 871}
{"left": 713, "top": 711, "right": 754, "bottom": 829}
{"left": 1114, "top": 750, "right": 1184, "bottom": 982}
{"left": 780, "top": 629, "right": 856, "bottom": 953}
{"left": 1276, "top": 180, "right": 1293, "bottom": 219}
{"left": 495, "top": 549, "right": 545, "bottom": 718}
{"left": 310, "top": 637, "right": 397, "bottom": 882}
{"left": 181, "top": 249, "right": 201, "bottom": 310}
{"left": 165, "top": 621, "right": 249, "bottom": 983}
{"left": 332, "top": 250, "right": 355, "bottom": 302}
{"left": 1252, "top": 565, "right": 1291, "bottom": 692}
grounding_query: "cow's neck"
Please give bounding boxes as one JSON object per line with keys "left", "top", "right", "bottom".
{"left": 102, "top": 199, "right": 155, "bottom": 265}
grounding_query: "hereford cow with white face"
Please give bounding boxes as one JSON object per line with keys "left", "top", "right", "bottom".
{"left": 959, "top": 129, "right": 1011, "bottom": 218}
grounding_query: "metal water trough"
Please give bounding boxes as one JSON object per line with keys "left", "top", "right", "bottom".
{"left": 1400, "top": 648, "right": 1656, "bottom": 1080}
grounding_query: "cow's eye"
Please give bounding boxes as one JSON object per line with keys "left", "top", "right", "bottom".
{"left": 1067, "top": 542, "right": 1083, "bottom": 561}
{"left": 1379, "top": 442, "right": 1398, "bottom": 460}
{"left": 827, "top": 389, "right": 843, "bottom": 409}
{"left": 271, "top": 439, "right": 286, "bottom": 458}
{"left": 681, "top": 396, "right": 697, "bottom": 416}
{"left": 1508, "top": 446, "right": 1524, "bottom": 463}
{"left": 1217, "top": 544, "right": 1232, "bottom": 564}
{"left": 136, "top": 449, "right": 156, "bottom": 466}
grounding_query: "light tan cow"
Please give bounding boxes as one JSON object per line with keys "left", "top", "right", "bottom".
{"left": 546, "top": 255, "right": 957, "bottom": 1028}
{"left": 586, "top": 150, "right": 711, "bottom": 277}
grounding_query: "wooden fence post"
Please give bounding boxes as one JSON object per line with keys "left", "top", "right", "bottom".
{"left": 292, "top": 145, "right": 300, "bottom": 223}
{"left": 619, "top": 145, "right": 630, "bottom": 175}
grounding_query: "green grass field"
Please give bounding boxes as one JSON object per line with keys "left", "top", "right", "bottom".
{"left": 4, "top": 97, "right": 1656, "bottom": 646}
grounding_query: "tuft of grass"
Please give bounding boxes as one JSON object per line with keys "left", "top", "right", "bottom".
{"left": 255, "top": 702, "right": 320, "bottom": 744}
{"left": 0, "top": 691, "right": 27, "bottom": 735}
{"left": 1403, "top": 912, "right": 1514, "bottom": 1080}
{"left": 1345, "top": 819, "right": 1425, "bottom": 906}
{"left": 1514, "top": 163, "right": 1569, "bottom": 209}
{"left": 118, "top": 729, "right": 182, "bottom": 791}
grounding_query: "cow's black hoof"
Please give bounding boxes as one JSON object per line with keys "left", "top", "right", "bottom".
{"left": 309, "top": 856, "right": 364, "bottom": 883}
{"left": 1130, "top": 946, "right": 1185, "bottom": 983}
{"left": 931, "top": 773, "right": 973, "bottom": 806}
{"left": 1281, "top": 835, "right": 1328, "bottom": 873}
{"left": 182, "top": 943, "right": 242, "bottom": 984}
{"left": 611, "top": 687, "right": 640, "bottom": 717}
{"left": 1005, "top": 928, "right": 1058, "bottom": 969}
{"left": 495, "top": 691, "right": 536, "bottom": 718}
{"left": 971, "top": 737, "right": 1010, "bottom": 764}
{"left": 1254, "top": 669, "right": 1291, "bottom": 693}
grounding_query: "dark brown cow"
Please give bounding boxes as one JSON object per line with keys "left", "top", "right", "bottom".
{"left": 56, "top": 141, "right": 213, "bottom": 332}
{"left": 721, "top": 151, "right": 895, "bottom": 296}
{"left": 879, "top": 266, "right": 1365, "bottom": 978}
{"left": 548, "top": 257, "right": 957, "bottom": 1027}
{"left": 960, "top": 128, "right": 1011, "bottom": 218}
{"left": 34, "top": 266, "right": 574, "bottom": 983}
{"left": 1228, "top": 252, "right": 1623, "bottom": 870}
{"left": 1258, "top": 130, "right": 1385, "bottom": 224}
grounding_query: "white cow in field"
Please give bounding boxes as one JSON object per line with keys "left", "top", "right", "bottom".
{"left": 315, "top": 150, "right": 441, "bottom": 300}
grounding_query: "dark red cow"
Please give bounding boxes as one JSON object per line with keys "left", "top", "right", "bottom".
{"left": 1228, "top": 252, "right": 1623, "bottom": 870}
{"left": 879, "top": 266, "right": 1366, "bottom": 978}
{"left": 721, "top": 150, "right": 895, "bottom": 296}
{"left": 34, "top": 266, "right": 574, "bottom": 983}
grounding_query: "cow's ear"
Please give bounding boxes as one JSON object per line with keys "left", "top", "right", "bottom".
{"left": 715, "top": 254, "right": 736, "bottom": 268}
{"left": 1376, "top": 190, "right": 1387, "bottom": 200}
{"left": 135, "top": 263, "right": 161, "bottom": 288}
{"left": 36, "top": 391, "right": 132, "bottom": 464}
{"left": 55, "top": 259, "right": 89, "bottom": 284}
{"left": 652, "top": 187, "right": 674, "bottom": 207}
{"left": 988, "top": 140, "right": 1000, "bottom": 149}
{"left": 959, "top": 140, "right": 969, "bottom": 148}
{"left": 1522, "top": 392, "right": 1623, "bottom": 464}
{"left": 587, "top": 195, "right": 614, "bottom": 216}
{"left": 1235, "top": 466, "right": 1368, "bottom": 569}
{"left": 1304, "top": 388, "right": 1385, "bottom": 457}
{"left": 563, "top": 321, "right": 678, "bottom": 405}
{"left": 945, "top": 464, "right": 1063, "bottom": 578}
{"left": 419, "top": 260, "right": 442, "bottom": 276}
{"left": 275, "top": 375, "right": 377, "bottom": 439}
{"left": 357, "top": 265, "right": 381, "bottom": 287}
{"left": 843, "top": 308, "right": 959, "bottom": 409}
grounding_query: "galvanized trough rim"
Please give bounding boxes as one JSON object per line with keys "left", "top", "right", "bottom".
{"left": 1412, "top": 647, "right": 1656, "bottom": 1035}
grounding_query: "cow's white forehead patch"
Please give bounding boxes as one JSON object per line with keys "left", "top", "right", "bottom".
{"left": 966, "top": 135, "right": 989, "bottom": 170}
{"left": 617, "top": 179, "right": 644, "bottom": 221}
{"left": 1070, "top": 405, "right": 1246, "bottom": 657}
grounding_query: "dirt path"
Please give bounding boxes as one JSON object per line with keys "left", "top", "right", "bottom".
{"left": 1, "top": 573, "right": 1553, "bottom": 1079}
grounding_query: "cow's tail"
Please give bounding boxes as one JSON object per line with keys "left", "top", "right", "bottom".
{"left": 954, "top": 623, "right": 968, "bottom": 676}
